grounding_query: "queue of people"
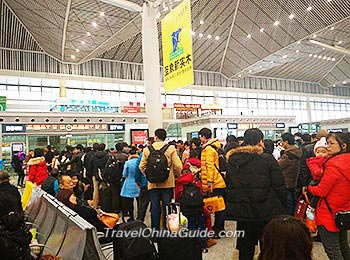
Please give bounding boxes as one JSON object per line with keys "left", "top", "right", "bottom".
{"left": 4, "top": 127, "right": 350, "bottom": 260}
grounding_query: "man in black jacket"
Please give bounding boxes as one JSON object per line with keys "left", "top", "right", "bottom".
{"left": 0, "top": 170, "right": 22, "bottom": 212}
{"left": 225, "top": 129, "right": 287, "bottom": 260}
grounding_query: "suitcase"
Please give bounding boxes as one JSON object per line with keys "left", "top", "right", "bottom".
{"left": 157, "top": 236, "right": 202, "bottom": 260}
{"left": 100, "top": 186, "right": 113, "bottom": 213}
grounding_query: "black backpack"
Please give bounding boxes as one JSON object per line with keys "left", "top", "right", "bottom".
{"left": 145, "top": 144, "right": 170, "bottom": 183}
{"left": 113, "top": 220, "right": 158, "bottom": 260}
{"left": 104, "top": 156, "right": 124, "bottom": 184}
{"left": 180, "top": 183, "right": 204, "bottom": 217}
{"left": 210, "top": 144, "right": 228, "bottom": 174}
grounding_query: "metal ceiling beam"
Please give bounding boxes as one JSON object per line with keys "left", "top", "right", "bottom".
{"left": 309, "top": 40, "right": 350, "bottom": 55}
{"left": 99, "top": 0, "right": 142, "bottom": 13}
{"left": 61, "top": 0, "right": 72, "bottom": 61}
{"left": 219, "top": 0, "right": 240, "bottom": 73}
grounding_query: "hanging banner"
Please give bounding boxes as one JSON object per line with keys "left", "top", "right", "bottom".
{"left": 161, "top": 0, "right": 193, "bottom": 93}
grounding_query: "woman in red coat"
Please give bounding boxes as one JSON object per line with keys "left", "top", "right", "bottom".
{"left": 308, "top": 133, "right": 350, "bottom": 259}
{"left": 27, "top": 148, "right": 49, "bottom": 186}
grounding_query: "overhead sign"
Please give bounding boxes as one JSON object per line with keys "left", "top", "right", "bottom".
{"left": 26, "top": 124, "right": 107, "bottom": 132}
{"left": 2, "top": 124, "right": 26, "bottom": 133}
{"left": 162, "top": 0, "right": 193, "bottom": 93}
{"left": 131, "top": 129, "right": 149, "bottom": 145}
{"left": 107, "top": 124, "right": 125, "bottom": 132}
{"left": 0, "top": 96, "right": 6, "bottom": 111}
{"left": 227, "top": 123, "right": 238, "bottom": 129}
{"left": 276, "top": 123, "right": 286, "bottom": 129}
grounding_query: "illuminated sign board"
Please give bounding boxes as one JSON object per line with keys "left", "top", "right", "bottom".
{"left": 107, "top": 124, "right": 125, "bottom": 132}
{"left": 276, "top": 123, "right": 285, "bottom": 129}
{"left": 227, "top": 123, "right": 238, "bottom": 129}
{"left": 25, "top": 124, "right": 107, "bottom": 132}
{"left": 2, "top": 124, "right": 26, "bottom": 133}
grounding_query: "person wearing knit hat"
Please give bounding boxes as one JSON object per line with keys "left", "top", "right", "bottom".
{"left": 306, "top": 137, "right": 330, "bottom": 211}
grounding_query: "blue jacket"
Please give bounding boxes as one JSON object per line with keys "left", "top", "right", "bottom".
{"left": 120, "top": 156, "right": 140, "bottom": 198}
{"left": 134, "top": 153, "right": 148, "bottom": 189}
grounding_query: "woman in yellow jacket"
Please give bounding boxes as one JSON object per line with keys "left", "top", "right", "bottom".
{"left": 199, "top": 127, "right": 226, "bottom": 236}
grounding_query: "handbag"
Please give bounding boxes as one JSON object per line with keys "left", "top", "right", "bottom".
{"left": 203, "top": 195, "right": 225, "bottom": 213}
{"left": 324, "top": 198, "right": 350, "bottom": 231}
{"left": 97, "top": 210, "right": 120, "bottom": 228}
{"left": 294, "top": 192, "right": 309, "bottom": 219}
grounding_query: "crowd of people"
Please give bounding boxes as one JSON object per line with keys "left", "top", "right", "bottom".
{"left": 2, "top": 127, "right": 350, "bottom": 259}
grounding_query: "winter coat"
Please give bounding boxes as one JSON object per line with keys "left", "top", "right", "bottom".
{"left": 65, "top": 151, "right": 84, "bottom": 175}
{"left": 308, "top": 153, "right": 350, "bottom": 232}
{"left": 27, "top": 156, "right": 49, "bottom": 186}
{"left": 134, "top": 153, "right": 148, "bottom": 189}
{"left": 91, "top": 151, "right": 109, "bottom": 179}
{"left": 225, "top": 145, "right": 287, "bottom": 221}
{"left": 41, "top": 176, "right": 58, "bottom": 197}
{"left": 200, "top": 138, "right": 226, "bottom": 192}
{"left": 306, "top": 156, "right": 328, "bottom": 181}
{"left": 278, "top": 145, "right": 302, "bottom": 189}
{"left": 183, "top": 157, "right": 201, "bottom": 173}
{"left": 0, "top": 181, "right": 22, "bottom": 212}
{"left": 139, "top": 141, "right": 182, "bottom": 190}
{"left": 297, "top": 142, "right": 316, "bottom": 189}
{"left": 0, "top": 222, "right": 32, "bottom": 260}
{"left": 120, "top": 155, "right": 140, "bottom": 198}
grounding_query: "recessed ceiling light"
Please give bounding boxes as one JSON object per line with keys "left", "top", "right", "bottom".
{"left": 289, "top": 14, "right": 295, "bottom": 19}
{"left": 259, "top": 65, "right": 263, "bottom": 69}
{"left": 198, "top": 33, "right": 203, "bottom": 38}
{"left": 331, "top": 58, "right": 336, "bottom": 61}
{"left": 330, "top": 27, "right": 335, "bottom": 30}
{"left": 307, "top": 6, "right": 312, "bottom": 11}
{"left": 327, "top": 0, "right": 332, "bottom": 2}
{"left": 270, "top": 60, "right": 274, "bottom": 64}
{"left": 333, "top": 84, "right": 336, "bottom": 87}
{"left": 338, "top": 40, "right": 343, "bottom": 44}
{"left": 343, "top": 81, "right": 347, "bottom": 84}
{"left": 323, "top": 56, "right": 327, "bottom": 59}
{"left": 327, "top": 57, "right": 331, "bottom": 60}
{"left": 283, "top": 55, "right": 288, "bottom": 58}
{"left": 318, "top": 55, "right": 322, "bottom": 59}
{"left": 200, "top": 20, "right": 204, "bottom": 25}
{"left": 100, "top": 12, "right": 105, "bottom": 17}
{"left": 238, "top": 74, "right": 242, "bottom": 78}
{"left": 313, "top": 54, "right": 317, "bottom": 58}
{"left": 191, "top": 31, "right": 196, "bottom": 36}
{"left": 309, "top": 53, "right": 313, "bottom": 57}
{"left": 260, "top": 28, "right": 264, "bottom": 33}
{"left": 297, "top": 41, "right": 301, "bottom": 44}
{"left": 323, "top": 47, "right": 326, "bottom": 50}
{"left": 274, "top": 21, "right": 280, "bottom": 26}
{"left": 313, "top": 34, "right": 317, "bottom": 38}
{"left": 86, "top": 32, "right": 91, "bottom": 36}
{"left": 296, "top": 49, "right": 300, "bottom": 53}
{"left": 248, "top": 70, "right": 252, "bottom": 73}
{"left": 207, "top": 34, "right": 212, "bottom": 39}
{"left": 71, "top": 55, "right": 75, "bottom": 59}
{"left": 247, "top": 34, "right": 252, "bottom": 38}
{"left": 92, "top": 22, "right": 97, "bottom": 28}
{"left": 75, "top": 49, "right": 80, "bottom": 52}
{"left": 81, "top": 41, "right": 85, "bottom": 45}
{"left": 215, "top": 36, "right": 220, "bottom": 40}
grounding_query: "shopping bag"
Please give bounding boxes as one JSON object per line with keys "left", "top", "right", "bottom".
{"left": 22, "top": 181, "right": 35, "bottom": 210}
{"left": 294, "top": 192, "right": 310, "bottom": 220}
{"left": 203, "top": 195, "right": 225, "bottom": 213}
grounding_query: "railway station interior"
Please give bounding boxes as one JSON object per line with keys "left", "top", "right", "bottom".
{"left": 1, "top": 0, "right": 350, "bottom": 259}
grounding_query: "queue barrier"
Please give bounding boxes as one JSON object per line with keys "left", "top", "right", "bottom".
{"left": 25, "top": 187, "right": 107, "bottom": 260}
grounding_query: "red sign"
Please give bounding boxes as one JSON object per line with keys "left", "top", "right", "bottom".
{"left": 122, "top": 106, "right": 141, "bottom": 113}
{"left": 131, "top": 129, "right": 149, "bottom": 145}
{"left": 174, "top": 103, "right": 201, "bottom": 109}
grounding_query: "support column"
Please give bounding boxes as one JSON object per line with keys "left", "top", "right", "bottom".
{"left": 306, "top": 97, "right": 312, "bottom": 122}
{"left": 0, "top": 131, "right": 2, "bottom": 160}
{"left": 142, "top": 2, "right": 162, "bottom": 135}
{"left": 59, "top": 79, "right": 67, "bottom": 98}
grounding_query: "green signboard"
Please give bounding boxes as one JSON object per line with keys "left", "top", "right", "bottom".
{"left": 0, "top": 96, "right": 6, "bottom": 111}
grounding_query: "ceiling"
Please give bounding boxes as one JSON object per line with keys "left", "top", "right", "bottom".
{"left": 1, "top": 0, "right": 350, "bottom": 88}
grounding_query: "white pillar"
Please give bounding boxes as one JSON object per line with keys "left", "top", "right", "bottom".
{"left": 142, "top": 2, "right": 162, "bottom": 135}
{"left": 306, "top": 97, "right": 312, "bottom": 122}
{"left": 59, "top": 79, "right": 67, "bottom": 98}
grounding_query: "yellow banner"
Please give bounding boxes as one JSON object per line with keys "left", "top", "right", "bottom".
{"left": 161, "top": 0, "right": 193, "bottom": 93}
